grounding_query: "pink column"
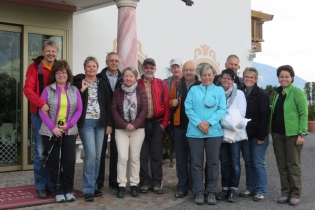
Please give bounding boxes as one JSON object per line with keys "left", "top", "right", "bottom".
{"left": 116, "top": 0, "right": 139, "bottom": 71}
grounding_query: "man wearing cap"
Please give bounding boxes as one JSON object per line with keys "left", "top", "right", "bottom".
{"left": 169, "top": 61, "right": 201, "bottom": 198}
{"left": 138, "top": 58, "right": 171, "bottom": 194}
{"left": 213, "top": 54, "right": 244, "bottom": 89}
{"left": 164, "top": 58, "right": 183, "bottom": 91}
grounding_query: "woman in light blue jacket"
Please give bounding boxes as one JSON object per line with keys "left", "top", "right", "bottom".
{"left": 185, "top": 65, "right": 226, "bottom": 205}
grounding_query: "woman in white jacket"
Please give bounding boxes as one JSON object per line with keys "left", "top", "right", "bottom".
{"left": 216, "top": 68, "right": 246, "bottom": 203}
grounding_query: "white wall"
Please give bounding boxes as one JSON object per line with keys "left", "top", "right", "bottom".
{"left": 73, "top": 0, "right": 251, "bottom": 79}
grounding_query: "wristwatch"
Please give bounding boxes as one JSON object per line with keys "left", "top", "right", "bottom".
{"left": 299, "top": 133, "right": 308, "bottom": 138}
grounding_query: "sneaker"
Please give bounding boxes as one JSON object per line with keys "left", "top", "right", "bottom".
{"left": 277, "top": 196, "right": 289, "bottom": 204}
{"left": 216, "top": 190, "right": 229, "bottom": 200}
{"left": 36, "top": 189, "right": 47, "bottom": 199}
{"left": 227, "top": 189, "right": 237, "bottom": 203}
{"left": 65, "top": 193, "right": 75, "bottom": 202}
{"left": 130, "top": 186, "right": 139, "bottom": 197}
{"left": 239, "top": 190, "right": 255, "bottom": 197}
{"left": 84, "top": 193, "right": 94, "bottom": 202}
{"left": 207, "top": 193, "right": 216, "bottom": 205}
{"left": 93, "top": 190, "right": 103, "bottom": 197}
{"left": 55, "top": 194, "right": 66, "bottom": 203}
{"left": 153, "top": 186, "right": 163, "bottom": 194}
{"left": 140, "top": 186, "right": 149, "bottom": 193}
{"left": 289, "top": 198, "right": 299, "bottom": 206}
{"left": 195, "top": 194, "right": 204, "bottom": 205}
{"left": 253, "top": 194, "right": 266, "bottom": 202}
{"left": 117, "top": 187, "right": 126, "bottom": 198}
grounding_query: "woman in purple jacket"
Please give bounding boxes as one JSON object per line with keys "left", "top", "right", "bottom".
{"left": 39, "top": 60, "right": 82, "bottom": 203}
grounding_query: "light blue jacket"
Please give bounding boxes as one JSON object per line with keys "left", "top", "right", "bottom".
{"left": 185, "top": 84, "right": 226, "bottom": 138}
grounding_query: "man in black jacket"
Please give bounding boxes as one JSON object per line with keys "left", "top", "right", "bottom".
{"left": 213, "top": 54, "right": 244, "bottom": 90}
{"left": 97, "top": 52, "right": 123, "bottom": 190}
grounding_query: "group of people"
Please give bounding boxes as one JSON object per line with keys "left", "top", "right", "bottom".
{"left": 23, "top": 40, "right": 308, "bottom": 207}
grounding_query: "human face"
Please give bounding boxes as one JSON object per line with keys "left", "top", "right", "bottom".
{"left": 42, "top": 45, "right": 58, "bottom": 65}
{"left": 182, "top": 66, "right": 196, "bottom": 82}
{"left": 220, "top": 73, "right": 233, "bottom": 91}
{"left": 106, "top": 54, "right": 120, "bottom": 72}
{"left": 170, "top": 64, "right": 182, "bottom": 78}
{"left": 55, "top": 69, "right": 68, "bottom": 86}
{"left": 123, "top": 70, "right": 137, "bottom": 87}
{"left": 243, "top": 72, "right": 257, "bottom": 89}
{"left": 84, "top": 61, "right": 98, "bottom": 77}
{"left": 142, "top": 64, "right": 156, "bottom": 79}
{"left": 201, "top": 68, "right": 214, "bottom": 86}
{"left": 278, "top": 70, "right": 293, "bottom": 88}
{"left": 225, "top": 57, "right": 239, "bottom": 73}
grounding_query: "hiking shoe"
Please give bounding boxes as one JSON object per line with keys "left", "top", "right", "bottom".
{"left": 207, "top": 193, "right": 216, "bottom": 205}
{"left": 216, "top": 190, "right": 229, "bottom": 200}
{"left": 289, "top": 198, "right": 300, "bottom": 206}
{"left": 130, "top": 186, "right": 139, "bottom": 197}
{"left": 140, "top": 186, "right": 149, "bottom": 193}
{"left": 93, "top": 190, "right": 103, "bottom": 197}
{"left": 227, "top": 189, "right": 237, "bottom": 203}
{"left": 65, "top": 193, "right": 75, "bottom": 202}
{"left": 117, "top": 187, "right": 126, "bottom": 198}
{"left": 55, "top": 194, "right": 66, "bottom": 203}
{"left": 195, "top": 194, "right": 204, "bottom": 205}
{"left": 153, "top": 186, "right": 163, "bottom": 194}
{"left": 239, "top": 190, "right": 255, "bottom": 197}
{"left": 277, "top": 196, "right": 289, "bottom": 204}
{"left": 253, "top": 194, "right": 266, "bottom": 202}
{"left": 36, "top": 189, "right": 47, "bottom": 199}
{"left": 84, "top": 193, "right": 94, "bottom": 202}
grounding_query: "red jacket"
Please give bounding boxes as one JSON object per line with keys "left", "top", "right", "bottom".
{"left": 23, "top": 56, "right": 51, "bottom": 114}
{"left": 138, "top": 77, "right": 170, "bottom": 128}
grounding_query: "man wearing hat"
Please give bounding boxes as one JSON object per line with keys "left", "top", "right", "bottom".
{"left": 164, "top": 58, "right": 183, "bottom": 91}
{"left": 138, "top": 58, "right": 171, "bottom": 194}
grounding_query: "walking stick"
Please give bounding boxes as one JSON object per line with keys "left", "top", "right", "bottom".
{"left": 56, "top": 120, "right": 64, "bottom": 192}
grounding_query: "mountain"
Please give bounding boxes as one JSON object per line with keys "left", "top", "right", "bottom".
{"left": 251, "top": 62, "right": 307, "bottom": 89}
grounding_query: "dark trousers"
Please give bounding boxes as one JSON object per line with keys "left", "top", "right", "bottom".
{"left": 42, "top": 134, "right": 76, "bottom": 195}
{"left": 140, "top": 120, "right": 163, "bottom": 187}
{"left": 188, "top": 136, "right": 222, "bottom": 196}
{"left": 97, "top": 127, "right": 118, "bottom": 186}
{"left": 174, "top": 127, "right": 192, "bottom": 192}
{"left": 272, "top": 133, "right": 303, "bottom": 198}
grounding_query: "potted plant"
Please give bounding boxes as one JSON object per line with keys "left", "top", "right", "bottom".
{"left": 304, "top": 82, "right": 315, "bottom": 132}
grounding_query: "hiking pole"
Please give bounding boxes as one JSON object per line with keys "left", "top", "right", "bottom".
{"left": 36, "top": 136, "right": 57, "bottom": 182}
{"left": 56, "top": 120, "right": 64, "bottom": 192}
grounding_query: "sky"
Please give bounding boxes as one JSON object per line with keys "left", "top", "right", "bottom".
{"left": 251, "top": 0, "right": 315, "bottom": 82}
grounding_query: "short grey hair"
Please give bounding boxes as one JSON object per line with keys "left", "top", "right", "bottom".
{"left": 83, "top": 56, "right": 99, "bottom": 68}
{"left": 225, "top": 54, "right": 239, "bottom": 63}
{"left": 122, "top": 66, "right": 138, "bottom": 78}
{"left": 200, "top": 65, "right": 216, "bottom": 77}
{"left": 243, "top": 67, "right": 258, "bottom": 80}
{"left": 42, "top": 40, "right": 59, "bottom": 52}
{"left": 106, "top": 52, "right": 120, "bottom": 62}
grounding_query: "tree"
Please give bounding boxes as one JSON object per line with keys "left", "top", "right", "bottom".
{"left": 304, "top": 82, "right": 315, "bottom": 121}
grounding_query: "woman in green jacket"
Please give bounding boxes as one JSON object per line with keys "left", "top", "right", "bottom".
{"left": 270, "top": 65, "right": 308, "bottom": 206}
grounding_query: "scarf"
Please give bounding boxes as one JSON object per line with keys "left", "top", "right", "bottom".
{"left": 121, "top": 81, "right": 138, "bottom": 123}
{"left": 224, "top": 84, "right": 237, "bottom": 108}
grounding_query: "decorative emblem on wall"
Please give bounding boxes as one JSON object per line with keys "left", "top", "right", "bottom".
{"left": 192, "top": 44, "right": 221, "bottom": 74}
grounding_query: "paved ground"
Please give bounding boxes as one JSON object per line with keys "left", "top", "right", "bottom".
{"left": 0, "top": 134, "right": 314, "bottom": 210}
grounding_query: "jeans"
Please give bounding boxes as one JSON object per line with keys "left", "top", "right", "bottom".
{"left": 78, "top": 119, "right": 105, "bottom": 194}
{"left": 241, "top": 136, "right": 269, "bottom": 196}
{"left": 31, "top": 113, "right": 53, "bottom": 190}
{"left": 220, "top": 141, "right": 242, "bottom": 191}
{"left": 174, "top": 127, "right": 192, "bottom": 193}
{"left": 188, "top": 136, "right": 222, "bottom": 195}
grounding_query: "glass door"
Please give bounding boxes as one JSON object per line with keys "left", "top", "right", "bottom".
{"left": 0, "top": 24, "right": 22, "bottom": 171}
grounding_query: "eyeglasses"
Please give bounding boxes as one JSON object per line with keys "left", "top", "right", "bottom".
{"left": 203, "top": 86, "right": 217, "bottom": 108}
{"left": 221, "top": 77, "right": 232, "bottom": 81}
{"left": 244, "top": 76, "right": 255, "bottom": 80}
{"left": 56, "top": 71, "right": 67, "bottom": 76}
{"left": 143, "top": 66, "right": 156, "bottom": 70}
{"left": 183, "top": 69, "right": 194, "bottom": 72}
{"left": 109, "top": 59, "right": 119, "bottom": 63}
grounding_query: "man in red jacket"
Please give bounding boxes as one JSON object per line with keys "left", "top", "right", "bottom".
{"left": 138, "top": 58, "right": 171, "bottom": 194}
{"left": 23, "top": 40, "right": 58, "bottom": 198}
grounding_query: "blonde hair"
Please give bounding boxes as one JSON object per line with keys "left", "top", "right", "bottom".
{"left": 83, "top": 56, "right": 99, "bottom": 68}
{"left": 122, "top": 66, "right": 138, "bottom": 78}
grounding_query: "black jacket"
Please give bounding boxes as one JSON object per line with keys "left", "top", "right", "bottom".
{"left": 73, "top": 74, "right": 113, "bottom": 128}
{"left": 97, "top": 67, "right": 123, "bottom": 98}
{"left": 243, "top": 83, "right": 270, "bottom": 140}
{"left": 175, "top": 76, "right": 201, "bottom": 129}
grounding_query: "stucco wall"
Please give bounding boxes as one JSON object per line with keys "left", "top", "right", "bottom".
{"left": 73, "top": 0, "right": 251, "bottom": 79}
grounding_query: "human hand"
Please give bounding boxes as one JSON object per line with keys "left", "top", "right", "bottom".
{"left": 160, "top": 124, "right": 165, "bottom": 131}
{"left": 106, "top": 126, "right": 112, "bottom": 135}
{"left": 173, "top": 99, "right": 179, "bottom": 107}
{"left": 126, "top": 124, "right": 135, "bottom": 131}
{"left": 257, "top": 140, "right": 264, "bottom": 145}
{"left": 58, "top": 123, "right": 67, "bottom": 132}
{"left": 296, "top": 135, "right": 304, "bottom": 146}
{"left": 53, "top": 127, "right": 63, "bottom": 137}
{"left": 198, "top": 121, "right": 210, "bottom": 135}
{"left": 81, "top": 80, "right": 88, "bottom": 92}
{"left": 41, "top": 104, "right": 49, "bottom": 115}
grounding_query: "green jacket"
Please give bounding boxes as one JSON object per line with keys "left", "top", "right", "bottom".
{"left": 270, "top": 83, "right": 308, "bottom": 136}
